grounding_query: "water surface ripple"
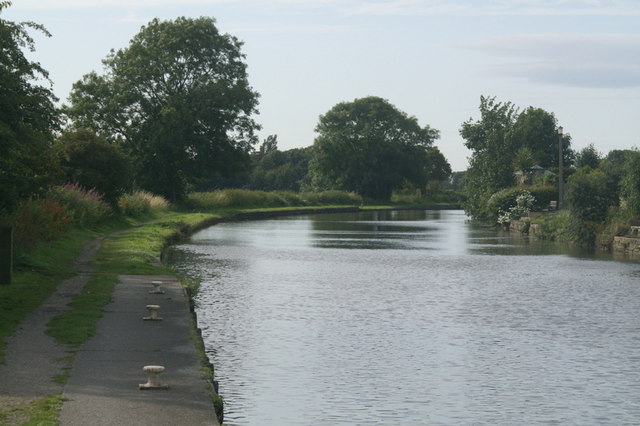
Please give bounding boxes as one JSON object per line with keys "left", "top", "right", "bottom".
{"left": 170, "top": 210, "right": 640, "bottom": 425}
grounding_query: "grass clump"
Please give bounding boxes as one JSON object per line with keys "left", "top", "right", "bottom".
{"left": 0, "top": 395, "right": 65, "bottom": 426}
{"left": 118, "top": 190, "right": 171, "bottom": 217}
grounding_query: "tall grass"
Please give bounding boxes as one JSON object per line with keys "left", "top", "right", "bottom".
{"left": 118, "top": 190, "right": 171, "bottom": 217}
{"left": 49, "top": 184, "right": 112, "bottom": 227}
{"left": 12, "top": 184, "right": 113, "bottom": 251}
{"left": 186, "top": 189, "right": 361, "bottom": 211}
{"left": 12, "top": 198, "right": 72, "bottom": 250}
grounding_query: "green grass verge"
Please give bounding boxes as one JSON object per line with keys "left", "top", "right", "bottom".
{"left": 0, "top": 394, "right": 65, "bottom": 425}
{"left": 22, "top": 395, "right": 65, "bottom": 425}
{"left": 0, "top": 228, "right": 98, "bottom": 363}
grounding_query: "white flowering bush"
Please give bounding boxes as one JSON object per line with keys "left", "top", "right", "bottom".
{"left": 496, "top": 191, "right": 535, "bottom": 225}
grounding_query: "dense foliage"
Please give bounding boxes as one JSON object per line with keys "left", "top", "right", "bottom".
{"left": 250, "top": 147, "right": 312, "bottom": 191}
{"left": 621, "top": 151, "right": 640, "bottom": 216}
{"left": 53, "top": 130, "right": 133, "bottom": 204}
{"left": 65, "top": 16, "right": 260, "bottom": 202}
{"left": 575, "top": 144, "right": 602, "bottom": 169}
{"left": 0, "top": 2, "right": 59, "bottom": 218}
{"left": 566, "top": 167, "right": 617, "bottom": 223}
{"left": 309, "top": 96, "right": 442, "bottom": 199}
{"left": 460, "top": 96, "right": 573, "bottom": 219}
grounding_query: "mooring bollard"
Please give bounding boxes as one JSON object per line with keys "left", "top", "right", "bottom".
{"left": 139, "top": 365, "right": 169, "bottom": 390}
{"left": 149, "top": 280, "right": 164, "bottom": 294}
{"left": 143, "top": 304, "right": 163, "bottom": 321}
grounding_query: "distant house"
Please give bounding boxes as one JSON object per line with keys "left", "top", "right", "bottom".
{"left": 514, "top": 165, "right": 554, "bottom": 186}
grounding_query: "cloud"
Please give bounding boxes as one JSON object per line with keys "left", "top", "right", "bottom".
{"left": 12, "top": 0, "right": 342, "bottom": 11}
{"left": 14, "top": 0, "right": 640, "bottom": 15}
{"left": 343, "top": 0, "right": 640, "bottom": 16}
{"left": 465, "top": 34, "right": 640, "bottom": 88}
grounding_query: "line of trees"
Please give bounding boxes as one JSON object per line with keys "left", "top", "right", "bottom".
{"left": 5, "top": 1, "right": 640, "bottom": 252}
{"left": 2, "top": 4, "right": 453, "bottom": 225}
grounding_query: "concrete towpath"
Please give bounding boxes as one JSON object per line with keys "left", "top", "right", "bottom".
{"left": 59, "top": 274, "right": 219, "bottom": 426}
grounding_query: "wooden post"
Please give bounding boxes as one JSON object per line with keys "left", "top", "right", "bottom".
{"left": 0, "top": 226, "right": 12, "bottom": 285}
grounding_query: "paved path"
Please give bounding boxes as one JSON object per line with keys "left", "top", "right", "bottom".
{"left": 59, "top": 274, "right": 218, "bottom": 426}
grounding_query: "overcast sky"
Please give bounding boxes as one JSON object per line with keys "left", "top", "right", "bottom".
{"left": 6, "top": 0, "right": 640, "bottom": 171}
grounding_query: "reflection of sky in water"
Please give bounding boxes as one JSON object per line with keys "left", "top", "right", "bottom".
{"left": 188, "top": 209, "right": 617, "bottom": 259}
{"left": 170, "top": 210, "right": 640, "bottom": 425}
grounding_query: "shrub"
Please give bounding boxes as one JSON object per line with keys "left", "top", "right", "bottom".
{"left": 13, "top": 198, "right": 72, "bottom": 250}
{"left": 566, "top": 168, "right": 617, "bottom": 223}
{"left": 496, "top": 191, "right": 535, "bottom": 225}
{"left": 532, "top": 210, "right": 577, "bottom": 242}
{"left": 527, "top": 185, "right": 557, "bottom": 210}
{"left": 486, "top": 188, "right": 532, "bottom": 222}
{"left": 49, "top": 184, "right": 112, "bottom": 227}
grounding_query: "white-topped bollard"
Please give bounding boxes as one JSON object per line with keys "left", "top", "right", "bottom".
{"left": 149, "top": 280, "right": 165, "bottom": 294}
{"left": 139, "top": 365, "right": 169, "bottom": 390}
{"left": 143, "top": 304, "right": 162, "bottom": 321}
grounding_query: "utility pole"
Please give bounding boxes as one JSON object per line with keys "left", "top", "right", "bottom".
{"left": 558, "top": 126, "right": 564, "bottom": 209}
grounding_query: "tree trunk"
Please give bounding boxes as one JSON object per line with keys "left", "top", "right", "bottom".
{"left": 0, "top": 226, "right": 13, "bottom": 285}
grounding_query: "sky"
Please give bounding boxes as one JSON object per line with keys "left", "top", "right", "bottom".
{"left": 5, "top": 0, "right": 640, "bottom": 171}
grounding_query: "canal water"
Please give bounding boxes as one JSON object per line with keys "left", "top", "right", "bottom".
{"left": 169, "top": 210, "right": 640, "bottom": 425}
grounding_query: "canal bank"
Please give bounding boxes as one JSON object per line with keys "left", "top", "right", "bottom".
{"left": 509, "top": 215, "right": 640, "bottom": 260}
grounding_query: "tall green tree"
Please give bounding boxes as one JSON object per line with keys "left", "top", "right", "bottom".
{"left": 53, "top": 129, "right": 133, "bottom": 204}
{"left": 65, "top": 16, "right": 260, "bottom": 202}
{"left": 459, "top": 96, "right": 518, "bottom": 217}
{"left": 425, "top": 147, "right": 452, "bottom": 188}
{"left": 575, "top": 143, "right": 602, "bottom": 169}
{"left": 309, "top": 96, "right": 439, "bottom": 199}
{"left": 0, "top": 1, "right": 59, "bottom": 217}
{"left": 599, "top": 149, "right": 633, "bottom": 206}
{"left": 506, "top": 107, "right": 572, "bottom": 169}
